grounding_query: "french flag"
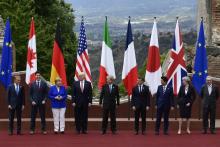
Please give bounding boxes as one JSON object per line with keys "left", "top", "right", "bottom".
{"left": 122, "top": 17, "right": 138, "bottom": 95}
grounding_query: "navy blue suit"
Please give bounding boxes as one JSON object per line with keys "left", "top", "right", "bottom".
{"left": 72, "top": 80, "right": 92, "bottom": 132}
{"left": 7, "top": 84, "right": 25, "bottom": 134}
{"left": 131, "top": 84, "right": 150, "bottom": 132}
{"left": 155, "top": 85, "right": 174, "bottom": 133}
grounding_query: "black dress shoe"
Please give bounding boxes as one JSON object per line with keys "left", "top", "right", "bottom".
{"left": 202, "top": 131, "right": 207, "bottom": 134}
{"left": 142, "top": 131, "right": 146, "bottom": 135}
{"left": 82, "top": 131, "right": 87, "bottom": 134}
{"left": 155, "top": 132, "right": 159, "bottom": 135}
{"left": 76, "top": 131, "right": 80, "bottom": 134}
{"left": 8, "top": 132, "right": 13, "bottom": 136}
{"left": 61, "top": 131, "right": 65, "bottom": 134}
{"left": 112, "top": 131, "right": 117, "bottom": 135}
{"left": 102, "top": 131, "right": 106, "bottom": 135}
{"left": 17, "top": 132, "right": 23, "bottom": 135}
{"left": 54, "top": 131, "right": 58, "bottom": 134}
{"left": 164, "top": 132, "right": 169, "bottom": 135}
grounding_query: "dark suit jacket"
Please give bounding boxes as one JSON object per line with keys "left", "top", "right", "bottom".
{"left": 177, "top": 85, "right": 196, "bottom": 106}
{"left": 72, "top": 80, "right": 93, "bottom": 107}
{"left": 156, "top": 85, "right": 174, "bottom": 108}
{"left": 200, "top": 84, "right": 219, "bottom": 108}
{"left": 30, "top": 80, "right": 48, "bottom": 104}
{"left": 7, "top": 84, "right": 25, "bottom": 109}
{"left": 131, "top": 85, "right": 150, "bottom": 108}
{"left": 99, "top": 84, "right": 120, "bottom": 109}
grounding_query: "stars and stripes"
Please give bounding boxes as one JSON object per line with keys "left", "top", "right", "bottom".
{"left": 75, "top": 17, "right": 92, "bottom": 82}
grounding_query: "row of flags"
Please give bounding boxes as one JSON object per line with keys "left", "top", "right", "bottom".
{"left": 0, "top": 17, "right": 208, "bottom": 97}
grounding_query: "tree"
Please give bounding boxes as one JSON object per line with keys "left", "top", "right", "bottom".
{"left": 0, "top": 0, "right": 77, "bottom": 85}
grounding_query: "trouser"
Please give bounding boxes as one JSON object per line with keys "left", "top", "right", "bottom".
{"left": 30, "top": 104, "right": 46, "bottom": 131}
{"left": 134, "top": 107, "right": 146, "bottom": 132}
{"left": 155, "top": 106, "right": 170, "bottom": 133}
{"left": 102, "top": 107, "right": 116, "bottom": 132}
{"left": 203, "top": 105, "right": 216, "bottom": 132}
{"left": 8, "top": 106, "right": 22, "bottom": 133}
{"left": 75, "top": 105, "right": 88, "bottom": 132}
{"left": 52, "top": 108, "right": 66, "bottom": 132}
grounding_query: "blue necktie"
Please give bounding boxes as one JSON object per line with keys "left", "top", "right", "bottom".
{"left": 16, "top": 85, "right": 19, "bottom": 95}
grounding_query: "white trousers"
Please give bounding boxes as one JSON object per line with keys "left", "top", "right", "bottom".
{"left": 52, "top": 108, "right": 66, "bottom": 132}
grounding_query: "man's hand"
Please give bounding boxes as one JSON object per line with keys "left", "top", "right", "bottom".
{"left": 88, "top": 103, "right": 92, "bottom": 107}
{"left": 171, "top": 107, "right": 174, "bottom": 110}
{"left": 22, "top": 105, "right": 25, "bottom": 110}
{"left": 186, "top": 103, "right": 190, "bottom": 107}
{"left": 177, "top": 105, "right": 179, "bottom": 109}
{"left": 32, "top": 101, "right": 36, "bottom": 105}
{"left": 132, "top": 106, "right": 136, "bottom": 111}
{"left": 100, "top": 104, "right": 103, "bottom": 108}
{"left": 42, "top": 100, "right": 46, "bottom": 105}
{"left": 72, "top": 103, "right": 76, "bottom": 107}
{"left": 8, "top": 105, "right": 12, "bottom": 109}
{"left": 155, "top": 106, "right": 157, "bottom": 109}
{"left": 146, "top": 106, "right": 150, "bottom": 111}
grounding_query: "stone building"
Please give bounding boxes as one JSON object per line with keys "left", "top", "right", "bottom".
{"left": 197, "top": 0, "right": 220, "bottom": 77}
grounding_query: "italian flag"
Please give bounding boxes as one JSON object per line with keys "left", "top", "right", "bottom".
{"left": 98, "top": 17, "right": 116, "bottom": 89}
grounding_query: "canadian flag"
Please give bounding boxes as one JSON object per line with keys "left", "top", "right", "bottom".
{"left": 122, "top": 18, "right": 138, "bottom": 95}
{"left": 25, "top": 17, "right": 37, "bottom": 84}
{"left": 98, "top": 17, "right": 116, "bottom": 89}
{"left": 145, "top": 18, "right": 162, "bottom": 95}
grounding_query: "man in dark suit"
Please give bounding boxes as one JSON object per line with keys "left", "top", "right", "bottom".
{"left": 201, "top": 76, "right": 219, "bottom": 134}
{"left": 99, "top": 75, "right": 120, "bottom": 135}
{"left": 29, "top": 71, "right": 48, "bottom": 135}
{"left": 7, "top": 75, "right": 25, "bottom": 135}
{"left": 72, "top": 72, "right": 92, "bottom": 134}
{"left": 155, "top": 76, "right": 174, "bottom": 135}
{"left": 131, "top": 77, "right": 150, "bottom": 135}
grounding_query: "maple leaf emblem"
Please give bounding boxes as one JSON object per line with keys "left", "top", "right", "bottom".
{"left": 27, "top": 47, "right": 37, "bottom": 68}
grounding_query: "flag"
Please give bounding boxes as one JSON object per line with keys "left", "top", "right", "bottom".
{"left": 162, "top": 50, "right": 171, "bottom": 75}
{"left": 145, "top": 18, "right": 162, "bottom": 95}
{"left": 166, "top": 19, "right": 187, "bottom": 96}
{"left": 192, "top": 19, "right": 208, "bottom": 94}
{"left": 0, "top": 19, "right": 13, "bottom": 89}
{"left": 122, "top": 17, "right": 138, "bottom": 95}
{"left": 25, "top": 17, "right": 37, "bottom": 84}
{"left": 98, "top": 17, "right": 116, "bottom": 89}
{"left": 74, "top": 17, "right": 92, "bottom": 83}
{"left": 50, "top": 20, "right": 67, "bottom": 86}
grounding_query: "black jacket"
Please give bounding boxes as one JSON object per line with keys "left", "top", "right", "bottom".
{"left": 177, "top": 85, "right": 196, "bottom": 106}
{"left": 99, "top": 84, "right": 120, "bottom": 109}
{"left": 131, "top": 85, "right": 150, "bottom": 108}
{"left": 201, "top": 84, "right": 219, "bottom": 108}
{"left": 7, "top": 84, "right": 25, "bottom": 108}
{"left": 72, "top": 80, "right": 93, "bottom": 107}
{"left": 30, "top": 80, "right": 48, "bottom": 104}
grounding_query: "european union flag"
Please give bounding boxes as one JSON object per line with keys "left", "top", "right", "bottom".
{"left": 192, "top": 19, "right": 208, "bottom": 95}
{"left": 0, "top": 19, "right": 13, "bottom": 89}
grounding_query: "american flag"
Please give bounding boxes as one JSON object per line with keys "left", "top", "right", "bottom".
{"left": 74, "top": 17, "right": 92, "bottom": 82}
{"left": 166, "top": 19, "right": 187, "bottom": 96}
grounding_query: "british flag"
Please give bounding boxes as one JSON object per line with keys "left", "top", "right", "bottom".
{"left": 166, "top": 19, "right": 187, "bottom": 96}
{"left": 74, "top": 17, "right": 92, "bottom": 82}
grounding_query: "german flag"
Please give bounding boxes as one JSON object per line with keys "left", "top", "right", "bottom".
{"left": 50, "top": 20, "right": 67, "bottom": 87}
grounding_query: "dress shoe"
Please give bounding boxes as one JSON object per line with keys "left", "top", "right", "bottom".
{"left": 8, "top": 132, "right": 13, "bottom": 136}
{"left": 186, "top": 129, "right": 191, "bottom": 134}
{"left": 177, "top": 130, "right": 181, "bottom": 135}
{"left": 29, "top": 131, "right": 35, "bottom": 135}
{"left": 17, "top": 132, "right": 23, "bottom": 135}
{"left": 76, "top": 131, "right": 80, "bottom": 134}
{"left": 82, "top": 131, "right": 87, "bottom": 134}
{"left": 164, "top": 132, "right": 169, "bottom": 135}
{"left": 142, "top": 131, "right": 146, "bottom": 135}
{"left": 112, "top": 131, "right": 117, "bottom": 135}
{"left": 102, "top": 131, "right": 106, "bottom": 135}
{"left": 61, "top": 131, "right": 65, "bottom": 134}
{"left": 42, "top": 131, "right": 47, "bottom": 135}
{"left": 155, "top": 132, "right": 159, "bottom": 135}
{"left": 135, "top": 131, "right": 139, "bottom": 135}
{"left": 54, "top": 131, "right": 58, "bottom": 134}
{"left": 202, "top": 131, "right": 207, "bottom": 134}
{"left": 211, "top": 131, "right": 216, "bottom": 134}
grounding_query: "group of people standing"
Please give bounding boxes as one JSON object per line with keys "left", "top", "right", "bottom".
{"left": 7, "top": 71, "right": 219, "bottom": 136}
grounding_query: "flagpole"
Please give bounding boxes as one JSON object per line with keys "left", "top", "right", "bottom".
{"left": 127, "top": 15, "right": 131, "bottom": 121}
